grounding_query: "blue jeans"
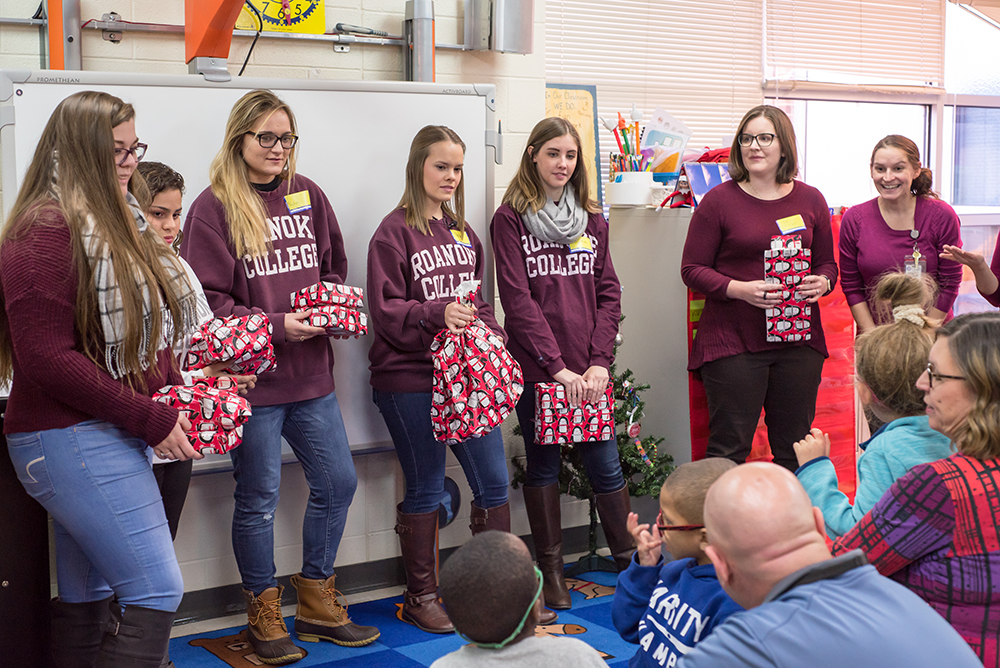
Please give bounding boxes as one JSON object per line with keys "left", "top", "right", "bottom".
{"left": 6, "top": 420, "right": 183, "bottom": 611}
{"left": 231, "top": 391, "right": 357, "bottom": 595}
{"left": 373, "top": 390, "right": 509, "bottom": 514}
{"left": 515, "top": 383, "right": 625, "bottom": 493}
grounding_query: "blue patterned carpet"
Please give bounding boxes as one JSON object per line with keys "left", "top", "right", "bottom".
{"left": 169, "top": 571, "right": 634, "bottom": 667}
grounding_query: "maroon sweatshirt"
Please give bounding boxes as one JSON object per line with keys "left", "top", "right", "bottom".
{"left": 681, "top": 179, "right": 838, "bottom": 371}
{"left": 1, "top": 207, "right": 181, "bottom": 446}
{"left": 367, "top": 208, "right": 504, "bottom": 392}
{"left": 181, "top": 175, "right": 348, "bottom": 406}
{"left": 490, "top": 204, "right": 622, "bottom": 383}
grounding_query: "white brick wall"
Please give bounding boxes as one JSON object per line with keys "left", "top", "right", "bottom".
{"left": 0, "top": 0, "right": 600, "bottom": 595}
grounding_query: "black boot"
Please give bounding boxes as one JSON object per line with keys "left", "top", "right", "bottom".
{"left": 96, "top": 602, "right": 175, "bottom": 668}
{"left": 50, "top": 596, "right": 113, "bottom": 668}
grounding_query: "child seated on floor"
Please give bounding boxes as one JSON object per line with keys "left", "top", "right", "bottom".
{"left": 612, "top": 458, "right": 742, "bottom": 668}
{"left": 793, "top": 271, "right": 953, "bottom": 538}
{"left": 432, "top": 532, "right": 607, "bottom": 668}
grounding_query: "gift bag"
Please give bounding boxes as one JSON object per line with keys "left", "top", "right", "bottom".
{"left": 764, "top": 234, "right": 812, "bottom": 343}
{"left": 152, "top": 383, "right": 252, "bottom": 455}
{"left": 430, "top": 280, "right": 523, "bottom": 444}
{"left": 534, "top": 381, "right": 615, "bottom": 445}
{"left": 291, "top": 282, "right": 368, "bottom": 337}
{"left": 184, "top": 313, "right": 276, "bottom": 375}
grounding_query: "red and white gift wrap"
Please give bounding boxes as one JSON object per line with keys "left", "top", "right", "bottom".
{"left": 764, "top": 234, "right": 812, "bottom": 343}
{"left": 533, "top": 381, "right": 615, "bottom": 445}
{"left": 290, "top": 282, "right": 368, "bottom": 337}
{"left": 184, "top": 313, "right": 277, "bottom": 375}
{"left": 152, "top": 383, "right": 252, "bottom": 455}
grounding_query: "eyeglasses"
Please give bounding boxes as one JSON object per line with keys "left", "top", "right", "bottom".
{"left": 114, "top": 143, "right": 147, "bottom": 166}
{"left": 656, "top": 510, "right": 704, "bottom": 532}
{"left": 245, "top": 132, "right": 298, "bottom": 149}
{"left": 925, "top": 363, "right": 966, "bottom": 388}
{"left": 737, "top": 132, "right": 776, "bottom": 148}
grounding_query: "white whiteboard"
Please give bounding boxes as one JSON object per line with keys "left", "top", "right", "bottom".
{"left": 0, "top": 70, "right": 499, "bottom": 457}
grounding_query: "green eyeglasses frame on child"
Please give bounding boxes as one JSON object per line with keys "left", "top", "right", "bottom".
{"left": 456, "top": 565, "right": 544, "bottom": 650}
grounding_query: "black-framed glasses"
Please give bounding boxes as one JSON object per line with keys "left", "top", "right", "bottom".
{"left": 115, "top": 143, "right": 147, "bottom": 166}
{"left": 245, "top": 132, "right": 298, "bottom": 149}
{"left": 656, "top": 510, "right": 704, "bottom": 532}
{"left": 925, "top": 363, "right": 966, "bottom": 388}
{"left": 737, "top": 132, "right": 776, "bottom": 148}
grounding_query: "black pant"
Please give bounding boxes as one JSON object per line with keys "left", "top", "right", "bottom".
{"left": 699, "top": 346, "right": 825, "bottom": 471}
{"left": 153, "top": 459, "right": 193, "bottom": 540}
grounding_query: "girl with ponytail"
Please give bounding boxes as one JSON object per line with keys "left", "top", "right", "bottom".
{"left": 839, "top": 135, "right": 963, "bottom": 333}
{"left": 792, "top": 271, "right": 953, "bottom": 538}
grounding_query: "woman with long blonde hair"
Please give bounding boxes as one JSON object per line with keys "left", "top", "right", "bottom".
{"left": 491, "top": 117, "right": 628, "bottom": 611}
{"left": 182, "top": 90, "right": 378, "bottom": 664}
{"left": 0, "top": 90, "right": 199, "bottom": 667}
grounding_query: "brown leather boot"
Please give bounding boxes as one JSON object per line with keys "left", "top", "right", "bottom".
{"left": 395, "top": 505, "right": 454, "bottom": 633}
{"left": 242, "top": 586, "right": 303, "bottom": 665}
{"left": 469, "top": 501, "right": 511, "bottom": 534}
{"left": 290, "top": 574, "right": 380, "bottom": 647}
{"left": 523, "top": 484, "right": 571, "bottom": 610}
{"left": 596, "top": 483, "right": 636, "bottom": 571}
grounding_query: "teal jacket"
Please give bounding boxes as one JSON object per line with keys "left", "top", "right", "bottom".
{"left": 796, "top": 415, "right": 952, "bottom": 538}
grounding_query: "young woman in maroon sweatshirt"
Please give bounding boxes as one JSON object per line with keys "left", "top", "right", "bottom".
{"left": 182, "top": 90, "right": 378, "bottom": 663}
{"left": 680, "top": 105, "right": 837, "bottom": 473}
{"left": 491, "top": 117, "right": 629, "bottom": 611}
{"left": 0, "top": 91, "right": 199, "bottom": 666}
{"left": 368, "top": 125, "right": 526, "bottom": 633}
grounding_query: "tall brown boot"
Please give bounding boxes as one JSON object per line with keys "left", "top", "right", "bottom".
{"left": 242, "top": 586, "right": 303, "bottom": 665}
{"left": 290, "top": 574, "right": 380, "bottom": 647}
{"left": 523, "top": 484, "right": 571, "bottom": 610}
{"left": 395, "top": 505, "right": 454, "bottom": 633}
{"left": 595, "top": 483, "right": 636, "bottom": 571}
{"left": 469, "top": 501, "right": 511, "bottom": 534}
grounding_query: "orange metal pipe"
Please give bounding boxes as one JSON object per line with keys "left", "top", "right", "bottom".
{"left": 46, "top": 0, "right": 65, "bottom": 70}
{"left": 185, "top": 0, "right": 246, "bottom": 63}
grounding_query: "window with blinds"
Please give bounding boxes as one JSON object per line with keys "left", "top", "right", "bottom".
{"left": 764, "top": 0, "right": 945, "bottom": 91}
{"left": 545, "top": 0, "right": 765, "bottom": 160}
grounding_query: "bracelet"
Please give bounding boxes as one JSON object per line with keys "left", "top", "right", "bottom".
{"left": 821, "top": 276, "right": 832, "bottom": 294}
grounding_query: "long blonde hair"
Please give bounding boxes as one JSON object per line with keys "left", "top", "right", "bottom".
{"left": 397, "top": 125, "right": 466, "bottom": 236}
{"left": 502, "top": 117, "right": 600, "bottom": 215}
{"left": 209, "top": 89, "right": 298, "bottom": 258}
{"left": 0, "top": 90, "right": 191, "bottom": 387}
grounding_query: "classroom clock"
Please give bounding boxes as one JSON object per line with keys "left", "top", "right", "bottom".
{"left": 238, "top": 0, "right": 326, "bottom": 34}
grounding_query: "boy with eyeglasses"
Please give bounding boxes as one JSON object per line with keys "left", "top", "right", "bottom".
{"left": 612, "top": 458, "right": 742, "bottom": 668}
{"left": 432, "top": 532, "right": 606, "bottom": 668}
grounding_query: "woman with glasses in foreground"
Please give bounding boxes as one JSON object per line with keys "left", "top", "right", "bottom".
{"left": 681, "top": 105, "right": 838, "bottom": 472}
{"left": 182, "top": 89, "right": 378, "bottom": 665}
{"left": 833, "top": 311, "right": 1000, "bottom": 666}
{"left": 1, "top": 90, "right": 200, "bottom": 666}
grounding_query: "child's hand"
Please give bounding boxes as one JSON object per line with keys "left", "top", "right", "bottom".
{"left": 627, "top": 512, "right": 662, "bottom": 567}
{"left": 793, "top": 428, "right": 830, "bottom": 468}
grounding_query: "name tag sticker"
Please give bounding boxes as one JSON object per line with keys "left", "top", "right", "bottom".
{"left": 451, "top": 228, "right": 473, "bottom": 248}
{"left": 285, "top": 191, "right": 312, "bottom": 214}
{"left": 568, "top": 236, "right": 595, "bottom": 254}
{"left": 775, "top": 214, "right": 806, "bottom": 234}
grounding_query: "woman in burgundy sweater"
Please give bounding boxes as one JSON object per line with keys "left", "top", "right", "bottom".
{"left": 0, "top": 91, "right": 199, "bottom": 666}
{"left": 368, "top": 125, "right": 518, "bottom": 633}
{"left": 182, "top": 90, "right": 378, "bottom": 663}
{"left": 681, "top": 105, "right": 837, "bottom": 472}
{"left": 491, "top": 118, "right": 628, "bottom": 611}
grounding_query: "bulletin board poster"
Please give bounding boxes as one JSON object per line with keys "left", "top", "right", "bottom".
{"left": 545, "top": 84, "right": 602, "bottom": 206}
{"left": 236, "top": 0, "right": 326, "bottom": 34}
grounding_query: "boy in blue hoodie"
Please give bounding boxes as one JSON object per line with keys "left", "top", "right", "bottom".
{"left": 612, "top": 458, "right": 742, "bottom": 668}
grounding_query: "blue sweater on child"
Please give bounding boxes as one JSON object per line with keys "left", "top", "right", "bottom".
{"left": 613, "top": 554, "right": 742, "bottom": 668}
{"left": 795, "top": 415, "right": 952, "bottom": 538}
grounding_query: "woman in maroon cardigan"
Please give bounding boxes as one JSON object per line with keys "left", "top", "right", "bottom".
{"left": 491, "top": 117, "right": 628, "bottom": 612}
{"left": 680, "top": 105, "right": 837, "bottom": 472}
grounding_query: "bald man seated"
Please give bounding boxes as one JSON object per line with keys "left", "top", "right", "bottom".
{"left": 678, "top": 462, "right": 980, "bottom": 668}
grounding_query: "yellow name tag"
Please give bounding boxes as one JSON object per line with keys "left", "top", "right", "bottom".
{"left": 775, "top": 214, "right": 806, "bottom": 234}
{"left": 451, "top": 228, "right": 472, "bottom": 248}
{"left": 568, "top": 235, "right": 594, "bottom": 254}
{"left": 284, "top": 191, "right": 312, "bottom": 214}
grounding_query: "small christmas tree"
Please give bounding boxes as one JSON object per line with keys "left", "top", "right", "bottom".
{"left": 511, "top": 317, "right": 674, "bottom": 573}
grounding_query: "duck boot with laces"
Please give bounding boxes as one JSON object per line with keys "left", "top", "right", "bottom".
{"left": 242, "top": 586, "right": 303, "bottom": 665}
{"left": 290, "top": 574, "right": 380, "bottom": 647}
